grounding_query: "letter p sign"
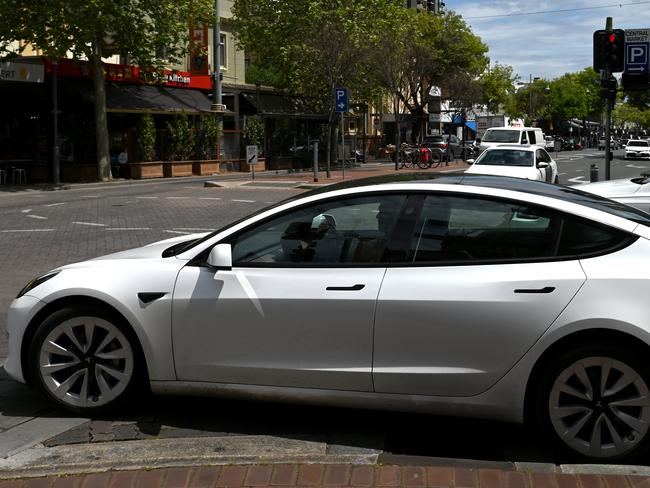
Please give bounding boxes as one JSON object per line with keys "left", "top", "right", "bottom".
{"left": 626, "top": 42, "right": 649, "bottom": 73}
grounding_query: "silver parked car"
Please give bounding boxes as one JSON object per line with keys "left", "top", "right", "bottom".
{"left": 7, "top": 173, "right": 650, "bottom": 463}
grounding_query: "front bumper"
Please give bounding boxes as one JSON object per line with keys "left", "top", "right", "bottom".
{"left": 625, "top": 151, "right": 650, "bottom": 159}
{"left": 4, "top": 295, "right": 46, "bottom": 384}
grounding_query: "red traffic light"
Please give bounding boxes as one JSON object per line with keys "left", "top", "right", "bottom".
{"left": 608, "top": 33, "right": 617, "bottom": 43}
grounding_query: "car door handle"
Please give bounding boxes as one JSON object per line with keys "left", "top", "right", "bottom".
{"left": 326, "top": 284, "right": 365, "bottom": 291}
{"left": 514, "top": 287, "right": 556, "bottom": 294}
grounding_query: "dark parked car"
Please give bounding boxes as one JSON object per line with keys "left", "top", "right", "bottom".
{"left": 422, "top": 134, "right": 464, "bottom": 161}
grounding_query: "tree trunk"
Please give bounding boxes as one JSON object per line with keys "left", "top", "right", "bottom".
{"left": 91, "top": 39, "right": 111, "bottom": 181}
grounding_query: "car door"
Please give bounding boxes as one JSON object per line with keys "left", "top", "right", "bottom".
{"left": 172, "top": 193, "right": 408, "bottom": 392}
{"left": 373, "top": 193, "right": 586, "bottom": 397}
{"left": 535, "top": 149, "right": 553, "bottom": 182}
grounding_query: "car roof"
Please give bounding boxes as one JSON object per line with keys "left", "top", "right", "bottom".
{"left": 485, "top": 145, "right": 538, "bottom": 151}
{"left": 303, "top": 172, "right": 650, "bottom": 226}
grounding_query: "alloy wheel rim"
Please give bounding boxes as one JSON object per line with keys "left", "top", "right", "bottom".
{"left": 549, "top": 356, "right": 650, "bottom": 458}
{"left": 39, "top": 316, "right": 134, "bottom": 408}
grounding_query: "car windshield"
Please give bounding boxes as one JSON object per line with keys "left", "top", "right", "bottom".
{"left": 628, "top": 141, "right": 649, "bottom": 147}
{"left": 475, "top": 149, "right": 534, "bottom": 167}
{"left": 482, "top": 130, "right": 520, "bottom": 143}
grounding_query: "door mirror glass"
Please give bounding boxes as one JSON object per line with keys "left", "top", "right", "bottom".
{"left": 466, "top": 159, "right": 475, "bottom": 164}
{"left": 207, "top": 243, "right": 232, "bottom": 271}
{"left": 537, "top": 161, "right": 549, "bottom": 169}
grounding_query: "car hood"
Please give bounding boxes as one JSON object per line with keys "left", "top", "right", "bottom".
{"left": 579, "top": 179, "right": 642, "bottom": 197}
{"left": 88, "top": 232, "right": 210, "bottom": 261}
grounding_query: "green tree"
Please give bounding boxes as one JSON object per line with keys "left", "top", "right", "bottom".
{"left": 479, "top": 64, "right": 518, "bottom": 116}
{"left": 0, "top": 0, "right": 213, "bottom": 180}
{"left": 245, "top": 116, "right": 265, "bottom": 152}
{"left": 194, "top": 115, "right": 221, "bottom": 160}
{"left": 135, "top": 114, "right": 156, "bottom": 162}
{"left": 166, "top": 112, "right": 195, "bottom": 161}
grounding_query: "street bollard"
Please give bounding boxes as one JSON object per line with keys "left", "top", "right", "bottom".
{"left": 590, "top": 164, "right": 599, "bottom": 182}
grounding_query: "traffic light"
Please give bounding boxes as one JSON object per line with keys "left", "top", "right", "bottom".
{"left": 601, "top": 76, "right": 618, "bottom": 100}
{"left": 593, "top": 29, "right": 625, "bottom": 72}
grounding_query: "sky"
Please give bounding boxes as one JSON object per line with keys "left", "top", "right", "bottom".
{"left": 452, "top": 0, "right": 650, "bottom": 81}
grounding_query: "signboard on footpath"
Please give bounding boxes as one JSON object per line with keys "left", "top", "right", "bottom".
{"left": 0, "top": 61, "right": 44, "bottom": 83}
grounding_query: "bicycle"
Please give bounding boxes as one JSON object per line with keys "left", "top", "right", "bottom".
{"left": 397, "top": 143, "right": 420, "bottom": 169}
{"left": 417, "top": 147, "right": 442, "bottom": 169}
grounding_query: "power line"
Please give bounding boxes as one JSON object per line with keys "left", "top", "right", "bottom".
{"left": 464, "top": 1, "right": 650, "bottom": 20}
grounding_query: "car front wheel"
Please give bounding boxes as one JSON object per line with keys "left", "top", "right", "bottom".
{"left": 535, "top": 345, "right": 650, "bottom": 462}
{"left": 28, "top": 305, "right": 141, "bottom": 414}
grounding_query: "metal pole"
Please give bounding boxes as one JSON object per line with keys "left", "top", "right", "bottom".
{"left": 604, "top": 16, "right": 613, "bottom": 181}
{"left": 212, "top": 0, "right": 223, "bottom": 158}
{"left": 341, "top": 111, "right": 345, "bottom": 179}
{"left": 313, "top": 141, "right": 319, "bottom": 182}
{"left": 52, "top": 59, "right": 60, "bottom": 185}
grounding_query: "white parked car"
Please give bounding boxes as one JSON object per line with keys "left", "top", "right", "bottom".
{"left": 7, "top": 173, "right": 650, "bottom": 462}
{"left": 465, "top": 145, "right": 558, "bottom": 183}
{"left": 625, "top": 139, "right": 650, "bottom": 159}
{"left": 579, "top": 175, "right": 650, "bottom": 214}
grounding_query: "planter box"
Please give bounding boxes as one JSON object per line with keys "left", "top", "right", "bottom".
{"left": 163, "top": 160, "right": 193, "bottom": 178}
{"left": 129, "top": 162, "right": 164, "bottom": 179}
{"left": 240, "top": 158, "right": 266, "bottom": 173}
{"left": 192, "top": 160, "right": 219, "bottom": 176}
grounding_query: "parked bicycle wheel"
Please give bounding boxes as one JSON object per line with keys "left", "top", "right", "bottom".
{"left": 417, "top": 147, "right": 432, "bottom": 169}
{"left": 428, "top": 148, "right": 442, "bottom": 168}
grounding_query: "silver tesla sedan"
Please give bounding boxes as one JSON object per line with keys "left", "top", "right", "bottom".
{"left": 6, "top": 173, "right": 650, "bottom": 463}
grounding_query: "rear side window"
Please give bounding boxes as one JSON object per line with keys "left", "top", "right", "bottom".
{"left": 405, "top": 194, "right": 636, "bottom": 264}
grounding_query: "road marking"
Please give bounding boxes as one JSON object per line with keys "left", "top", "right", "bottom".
{"left": 558, "top": 173, "right": 567, "bottom": 176}
{"left": 173, "top": 228, "right": 214, "bottom": 231}
{"left": 1, "top": 229, "right": 54, "bottom": 233}
{"left": 136, "top": 196, "right": 159, "bottom": 199}
{"left": 72, "top": 221, "right": 106, "bottom": 227}
{"left": 199, "top": 197, "right": 222, "bottom": 200}
{"left": 82, "top": 195, "right": 99, "bottom": 198}
{"left": 232, "top": 199, "right": 256, "bottom": 203}
{"left": 163, "top": 230, "right": 191, "bottom": 235}
{"left": 264, "top": 201, "right": 275, "bottom": 204}
{"left": 166, "top": 197, "right": 190, "bottom": 200}
{"left": 21, "top": 209, "right": 31, "bottom": 213}
{"left": 567, "top": 176, "right": 588, "bottom": 184}
{"left": 626, "top": 164, "right": 648, "bottom": 169}
{"left": 26, "top": 214, "right": 47, "bottom": 220}
{"left": 46, "top": 202, "right": 65, "bottom": 207}
{"left": 107, "top": 227, "right": 151, "bottom": 231}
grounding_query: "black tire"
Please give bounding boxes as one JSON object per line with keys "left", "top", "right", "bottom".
{"left": 27, "top": 304, "right": 146, "bottom": 415}
{"left": 533, "top": 344, "right": 650, "bottom": 463}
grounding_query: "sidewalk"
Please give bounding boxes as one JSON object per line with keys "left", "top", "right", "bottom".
{"left": 0, "top": 160, "right": 469, "bottom": 195}
{"left": 2, "top": 462, "right": 650, "bottom": 488}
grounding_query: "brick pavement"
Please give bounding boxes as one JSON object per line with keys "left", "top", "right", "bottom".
{"left": 2, "top": 464, "right": 650, "bottom": 488}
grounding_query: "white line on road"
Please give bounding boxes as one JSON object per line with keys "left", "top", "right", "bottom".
{"left": 21, "top": 209, "right": 31, "bottom": 213}
{"left": 558, "top": 173, "right": 567, "bottom": 176}
{"left": 82, "top": 195, "right": 99, "bottom": 198}
{"left": 567, "top": 176, "right": 588, "bottom": 184}
{"left": 173, "top": 228, "right": 214, "bottom": 231}
{"left": 106, "top": 227, "right": 151, "bottom": 231}
{"left": 199, "top": 197, "right": 222, "bottom": 200}
{"left": 45, "top": 202, "right": 65, "bottom": 207}
{"left": 136, "top": 196, "right": 159, "bottom": 199}
{"left": 163, "top": 230, "right": 191, "bottom": 235}
{"left": 166, "top": 197, "right": 190, "bottom": 200}
{"left": 232, "top": 199, "right": 256, "bottom": 203}
{"left": 72, "top": 221, "right": 106, "bottom": 227}
{"left": 626, "top": 164, "right": 648, "bottom": 169}
{"left": 26, "top": 215, "right": 47, "bottom": 220}
{"left": 264, "top": 202, "right": 275, "bottom": 204}
{"left": 1, "top": 229, "right": 54, "bottom": 233}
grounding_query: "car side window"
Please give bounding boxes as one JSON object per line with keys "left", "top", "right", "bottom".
{"left": 520, "top": 132, "right": 528, "bottom": 144}
{"left": 407, "top": 195, "right": 559, "bottom": 263}
{"left": 230, "top": 194, "right": 408, "bottom": 266}
{"left": 557, "top": 216, "right": 635, "bottom": 257}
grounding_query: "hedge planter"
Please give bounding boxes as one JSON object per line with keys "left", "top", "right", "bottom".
{"left": 163, "top": 160, "right": 193, "bottom": 178}
{"left": 192, "top": 160, "right": 220, "bottom": 176}
{"left": 129, "top": 162, "right": 164, "bottom": 179}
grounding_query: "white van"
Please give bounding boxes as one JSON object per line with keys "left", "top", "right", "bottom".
{"left": 479, "top": 127, "right": 545, "bottom": 153}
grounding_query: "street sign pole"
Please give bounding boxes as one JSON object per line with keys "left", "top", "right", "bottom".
{"left": 605, "top": 17, "right": 613, "bottom": 181}
{"left": 334, "top": 87, "right": 349, "bottom": 179}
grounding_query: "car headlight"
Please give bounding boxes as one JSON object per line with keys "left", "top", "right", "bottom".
{"left": 16, "top": 270, "right": 60, "bottom": 299}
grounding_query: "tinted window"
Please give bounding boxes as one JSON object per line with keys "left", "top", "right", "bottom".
{"left": 475, "top": 149, "right": 534, "bottom": 167}
{"left": 407, "top": 195, "right": 559, "bottom": 263}
{"left": 482, "top": 130, "right": 521, "bottom": 143}
{"left": 407, "top": 194, "right": 635, "bottom": 264}
{"left": 231, "top": 195, "right": 407, "bottom": 266}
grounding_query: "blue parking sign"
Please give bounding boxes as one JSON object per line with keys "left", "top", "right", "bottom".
{"left": 625, "top": 29, "right": 649, "bottom": 74}
{"left": 335, "top": 87, "right": 348, "bottom": 113}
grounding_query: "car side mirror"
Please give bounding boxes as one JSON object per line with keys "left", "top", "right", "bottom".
{"left": 207, "top": 243, "right": 232, "bottom": 271}
{"left": 537, "top": 161, "right": 549, "bottom": 169}
{"left": 476, "top": 138, "right": 481, "bottom": 143}
{"left": 466, "top": 159, "right": 475, "bottom": 164}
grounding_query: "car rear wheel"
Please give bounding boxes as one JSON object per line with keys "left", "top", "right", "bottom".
{"left": 28, "top": 305, "right": 142, "bottom": 414}
{"left": 535, "top": 345, "right": 650, "bottom": 462}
